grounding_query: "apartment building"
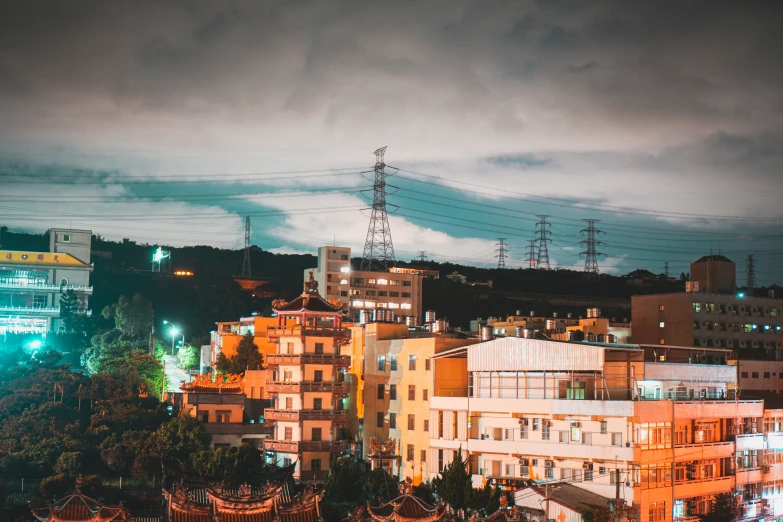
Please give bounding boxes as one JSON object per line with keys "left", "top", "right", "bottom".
{"left": 428, "top": 337, "right": 769, "bottom": 522}
{"left": 476, "top": 310, "right": 632, "bottom": 344}
{"left": 305, "top": 246, "right": 423, "bottom": 324}
{"left": 632, "top": 292, "right": 783, "bottom": 391}
{"left": 209, "top": 315, "right": 279, "bottom": 375}
{"left": 362, "top": 322, "right": 476, "bottom": 485}
{"left": 0, "top": 228, "right": 93, "bottom": 335}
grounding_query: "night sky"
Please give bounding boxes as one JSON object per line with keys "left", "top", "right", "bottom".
{"left": 1, "top": 1, "right": 782, "bottom": 283}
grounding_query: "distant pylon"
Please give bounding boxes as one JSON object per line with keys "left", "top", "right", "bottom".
{"left": 360, "top": 147, "right": 396, "bottom": 271}
{"left": 580, "top": 219, "right": 605, "bottom": 279}
{"left": 535, "top": 216, "right": 552, "bottom": 269}
{"left": 495, "top": 238, "right": 507, "bottom": 269}
{"left": 241, "top": 216, "right": 252, "bottom": 278}
{"left": 526, "top": 239, "right": 537, "bottom": 269}
{"left": 417, "top": 251, "right": 428, "bottom": 262}
{"left": 746, "top": 255, "right": 756, "bottom": 291}
{"left": 664, "top": 262, "right": 669, "bottom": 278}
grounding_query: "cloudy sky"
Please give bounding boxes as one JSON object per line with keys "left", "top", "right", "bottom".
{"left": 1, "top": 1, "right": 782, "bottom": 282}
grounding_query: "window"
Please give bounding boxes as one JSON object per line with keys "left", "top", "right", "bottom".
{"left": 284, "top": 427, "right": 293, "bottom": 440}
{"left": 425, "top": 359, "right": 431, "bottom": 371}
{"left": 409, "top": 385, "right": 416, "bottom": 400}
{"left": 402, "top": 292, "right": 412, "bottom": 298}
{"left": 407, "top": 444, "right": 414, "bottom": 461}
{"left": 283, "top": 457, "right": 292, "bottom": 467}
{"left": 311, "top": 459, "right": 321, "bottom": 471}
{"left": 423, "top": 389, "right": 429, "bottom": 401}
{"left": 659, "top": 321, "right": 665, "bottom": 328}
{"left": 33, "top": 294, "right": 48, "bottom": 307}
{"left": 313, "top": 370, "right": 323, "bottom": 382}
{"left": 377, "top": 412, "right": 384, "bottom": 428}
{"left": 216, "top": 411, "right": 231, "bottom": 423}
{"left": 438, "top": 411, "right": 443, "bottom": 437}
{"left": 424, "top": 420, "right": 429, "bottom": 432}
{"left": 378, "top": 356, "right": 385, "bottom": 371}
{"left": 390, "top": 384, "right": 397, "bottom": 400}
{"left": 659, "top": 305, "right": 665, "bottom": 311}
{"left": 566, "top": 382, "right": 585, "bottom": 400}
{"left": 742, "top": 372, "right": 749, "bottom": 378}
{"left": 314, "top": 342, "right": 324, "bottom": 354}
{"left": 408, "top": 414, "right": 415, "bottom": 430}
{"left": 601, "top": 421, "right": 608, "bottom": 434}
{"left": 570, "top": 422, "right": 581, "bottom": 442}
{"left": 390, "top": 355, "right": 397, "bottom": 371}
{"left": 765, "top": 372, "right": 771, "bottom": 378}
{"left": 409, "top": 355, "right": 417, "bottom": 370}
{"left": 312, "top": 428, "right": 322, "bottom": 441}
{"left": 659, "top": 338, "right": 665, "bottom": 345}
{"left": 421, "top": 449, "right": 427, "bottom": 463}
{"left": 542, "top": 421, "right": 550, "bottom": 440}
{"left": 532, "top": 418, "right": 539, "bottom": 431}
{"left": 438, "top": 449, "right": 444, "bottom": 472}
{"left": 694, "top": 303, "right": 702, "bottom": 313}
{"left": 389, "top": 413, "right": 396, "bottom": 429}
{"left": 313, "top": 398, "right": 322, "bottom": 410}
{"left": 285, "top": 342, "right": 294, "bottom": 354}
{"left": 753, "top": 372, "right": 759, "bottom": 378}
{"left": 377, "top": 384, "right": 384, "bottom": 400}
{"left": 62, "top": 234, "right": 71, "bottom": 242}
{"left": 390, "top": 291, "right": 400, "bottom": 297}
{"left": 650, "top": 503, "right": 666, "bottom": 522}
{"left": 285, "top": 397, "right": 293, "bottom": 409}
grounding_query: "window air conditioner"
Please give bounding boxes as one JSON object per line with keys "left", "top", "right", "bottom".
{"left": 545, "top": 460, "right": 554, "bottom": 467}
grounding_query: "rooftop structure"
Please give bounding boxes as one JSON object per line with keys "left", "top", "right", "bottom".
{"left": 30, "top": 478, "right": 130, "bottom": 521}
{"left": 0, "top": 228, "right": 93, "bottom": 334}
{"left": 691, "top": 254, "right": 736, "bottom": 294}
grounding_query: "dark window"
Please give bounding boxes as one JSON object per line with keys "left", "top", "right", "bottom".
{"left": 390, "top": 384, "right": 397, "bottom": 400}
{"left": 407, "top": 444, "right": 414, "bottom": 461}
{"left": 765, "top": 372, "right": 771, "bottom": 378}
{"left": 311, "top": 459, "right": 321, "bottom": 471}
{"left": 377, "top": 412, "right": 384, "bottom": 428}
{"left": 408, "top": 385, "right": 416, "bottom": 400}
{"left": 314, "top": 370, "right": 323, "bottom": 382}
{"left": 403, "top": 280, "right": 412, "bottom": 286}
{"left": 341, "top": 291, "right": 348, "bottom": 296}
{"left": 421, "top": 449, "right": 427, "bottom": 462}
{"left": 315, "top": 342, "right": 324, "bottom": 354}
{"left": 377, "top": 356, "right": 385, "bottom": 371}
{"left": 424, "top": 420, "right": 429, "bottom": 432}
{"left": 377, "top": 384, "right": 384, "bottom": 400}
{"left": 408, "top": 414, "right": 415, "bottom": 430}
{"left": 742, "top": 372, "right": 749, "bottom": 378}
{"left": 423, "top": 389, "right": 429, "bottom": 400}
{"left": 389, "top": 413, "right": 396, "bottom": 429}
{"left": 409, "top": 355, "right": 417, "bottom": 371}
{"left": 313, "top": 398, "right": 322, "bottom": 410}
{"left": 284, "top": 427, "right": 293, "bottom": 439}
{"left": 753, "top": 372, "right": 760, "bottom": 378}
{"left": 390, "top": 291, "right": 400, "bottom": 297}
{"left": 425, "top": 359, "right": 431, "bottom": 371}
{"left": 438, "top": 449, "right": 444, "bottom": 472}
{"left": 402, "top": 292, "right": 411, "bottom": 298}
{"left": 312, "top": 428, "right": 322, "bottom": 441}
{"left": 390, "top": 355, "right": 397, "bottom": 371}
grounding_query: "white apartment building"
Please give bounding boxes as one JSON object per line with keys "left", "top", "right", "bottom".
{"left": 428, "top": 338, "right": 773, "bottom": 522}
{"left": 305, "top": 246, "right": 423, "bottom": 324}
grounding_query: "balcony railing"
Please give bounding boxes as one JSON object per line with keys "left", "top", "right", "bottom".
{"left": 0, "top": 282, "right": 93, "bottom": 293}
{"left": 266, "top": 381, "right": 351, "bottom": 395}
{"left": 267, "top": 326, "right": 351, "bottom": 339}
{"left": 266, "top": 354, "right": 352, "bottom": 367}
{"left": 263, "top": 439, "right": 350, "bottom": 453}
{"left": 264, "top": 408, "right": 349, "bottom": 422}
{"left": 203, "top": 423, "right": 273, "bottom": 435}
{"left": 298, "top": 470, "right": 329, "bottom": 482}
{"left": 0, "top": 305, "right": 61, "bottom": 316}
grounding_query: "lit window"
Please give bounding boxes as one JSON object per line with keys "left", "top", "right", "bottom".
{"left": 387, "top": 302, "right": 400, "bottom": 309}
{"left": 340, "top": 266, "right": 350, "bottom": 273}
{"left": 352, "top": 300, "right": 363, "bottom": 307}
{"left": 377, "top": 279, "right": 388, "bottom": 285}
{"left": 659, "top": 321, "right": 665, "bottom": 328}
{"left": 340, "top": 279, "right": 348, "bottom": 285}
{"left": 659, "top": 338, "right": 665, "bottom": 345}
{"left": 659, "top": 305, "right": 664, "bottom": 311}
{"left": 366, "top": 301, "right": 376, "bottom": 308}
{"left": 400, "top": 303, "right": 411, "bottom": 310}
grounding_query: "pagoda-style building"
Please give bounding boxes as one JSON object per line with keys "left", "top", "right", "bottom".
{"left": 263, "top": 272, "right": 352, "bottom": 481}
{"left": 357, "top": 479, "right": 447, "bottom": 522}
{"left": 29, "top": 477, "right": 130, "bottom": 522}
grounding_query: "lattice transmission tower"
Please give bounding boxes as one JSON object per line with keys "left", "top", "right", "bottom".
{"left": 664, "top": 262, "right": 669, "bottom": 278}
{"left": 526, "top": 239, "right": 537, "bottom": 269}
{"left": 535, "top": 216, "right": 552, "bottom": 269}
{"left": 495, "top": 238, "right": 507, "bottom": 269}
{"left": 580, "top": 219, "right": 605, "bottom": 279}
{"left": 360, "top": 147, "right": 396, "bottom": 271}
{"left": 241, "top": 216, "right": 252, "bottom": 278}
{"left": 746, "top": 254, "right": 756, "bottom": 291}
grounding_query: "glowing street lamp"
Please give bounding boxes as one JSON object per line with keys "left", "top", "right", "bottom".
{"left": 163, "top": 320, "right": 185, "bottom": 355}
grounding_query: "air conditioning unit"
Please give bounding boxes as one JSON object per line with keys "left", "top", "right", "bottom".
{"left": 519, "top": 418, "right": 529, "bottom": 426}
{"left": 599, "top": 466, "right": 607, "bottom": 474}
{"left": 519, "top": 458, "right": 529, "bottom": 466}
{"left": 583, "top": 462, "right": 593, "bottom": 470}
{"left": 763, "top": 465, "right": 770, "bottom": 473}
{"left": 543, "top": 420, "right": 552, "bottom": 427}
{"left": 545, "top": 460, "right": 554, "bottom": 467}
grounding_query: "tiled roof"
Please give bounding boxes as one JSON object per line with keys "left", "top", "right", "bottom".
{"left": 527, "top": 483, "right": 610, "bottom": 514}
{"left": 273, "top": 293, "right": 343, "bottom": 314}
{"left": 30, "top": 491, "right": 130, "bottom": 521}
{"left": 695, "top": 254, "right": 734, "bottom": 263}
{"left": 367, "top": 494, "right": 446, "bottom": 522}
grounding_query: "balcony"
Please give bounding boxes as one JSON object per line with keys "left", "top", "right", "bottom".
{"left": 263, "top": 439, "right": 350, "bottom": 453}
{"left": 0, "top": 282, "right": 94, "bottom": 293}
{"left": 298, "top": 470, "right": 329, "bottom": 482}
{"left": 267, "top": 326, "right": 351, "bottom": 339}
{"left": 266, "top": 381, "right": 351, "bottom": 395}
{"left": 264, "top": 408, "right": 349, "bottom": 422}
{"left": 266, "top": 354, "right": 352, "bottom": 367}
{"left": 674, "top": 475, "right": 735, "bottom": 498}
{"left": 202, "top": 423, "right": 272, "bottom": 435}
{"left": 0, "top": 305, "right": 61, "bottom": 316}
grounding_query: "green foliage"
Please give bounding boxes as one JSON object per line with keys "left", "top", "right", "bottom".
{"left": 702, "top": 493, "right": 735, "bottom": 522}
{"left": 582, "top": 506, "right": 612, "bottom": 522}
{"left": 321, "top": 458, "right": 398, "bottom": 521}
{"left": 149, "top": 415, "right": 211, "bottom": 463}
{"left": 59, "top": 289, "right": 91, "bottom": 334}
{"left": 40, "top": 474, "right": 74, "bottom": 500}
{"left": 191, "top": 444, "right": 264, "bottom": 481}
{"left": 54, "top": 451, "right": 84, "bottom": 475}
{"left": 468, "top": 483, "right": 503, "bottom": 516}
{"left": 101, "top": 294, "right": 153, "bottom": 338}
{"left": 362, "top": 469, "right": 399, "bottom": 504}
{"left": 215, "top": 332, "right": 262, "bottom": 373}
{"left": 177, "top": 344, "right": 200, "bottom": 369}
{"left": 432, "top": 450, "right": 473, "bottom": 512}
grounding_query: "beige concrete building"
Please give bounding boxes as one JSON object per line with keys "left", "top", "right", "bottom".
{"left": 428, "top": 337, "right": 772, "bottom": 522}
{"left": 361, "top": 322, "right": 477, "bottom": 485}
{"left": 210, "top": 315, "right": 279, "bottom": 371}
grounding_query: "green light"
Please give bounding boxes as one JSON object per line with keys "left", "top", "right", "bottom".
{"left": 29, "top": 340, "right": 41, "bottom": 349}
{"left": 153, "top": 247, "right": 164, "bottom": 262}
{"left": 170, "top": 327, "right": 179, "bottom": 336}
{"left": 738, "top": 293, "right": 745, "bottom": 298}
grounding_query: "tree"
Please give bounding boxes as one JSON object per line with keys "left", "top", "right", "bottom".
{"left": 177, "top": 344, "right": 200, "bottom": 370}
{"left": 432, "top": 449, "right": 473, "bottom": 513}
{"left": 703, "top": 493, "right": 735, "bottom": 522}
{"left": 149, "top": 415, "right": 210, "bottom": 463}
{"left": 362, "top": 469, "right": 399, "bottom": 504}
{"left": 59, "top": 289, "right": 83, "bottom": 333}
{"left": 215, "top": 332, "right": 262, "bottom": 374}
{"left": 102, "top": 294, "right": 153, "bottom": 338}
{"left": 54, "top": 451, "right": 83, "bottom": 475}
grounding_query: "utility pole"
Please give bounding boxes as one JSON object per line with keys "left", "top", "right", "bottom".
{"left": 746, "top": 255, "right": 756, "bottom": 291}
{"left": 495, "top": 238, "right": 507, "bottom": 269}
{"left": 526, "top": 239, "right": 537, "bottom": 269}
{"left": 241, "top": 216, "right": 252, "bottom": 278}
{"left": 535, "top": 216, "right": 552, "bottom": 270}
{"left": 580, "top": 219, "right": 605, "bottom": 279}
{"left": 361, "top": 147, "right": 396, "bottom": 271}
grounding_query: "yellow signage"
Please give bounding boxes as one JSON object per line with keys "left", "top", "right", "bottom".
{"left": 0, "top": 250, "right": 91, "bottom": 268}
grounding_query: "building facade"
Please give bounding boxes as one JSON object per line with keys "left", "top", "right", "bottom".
{"left": 0, "top": 228, "right": 93, "bottom": 335}
{"left": 691, "top": 255, "right": 737, "bottom": 294}
{"left": 263, "top": 284, "right": 352, "bottom": 480}
{"left": 210, "top": 315, "right": 280, "bottom": 370}
{"left": 305, "top": 246, "right": 423, "bottom": 324}
{"left": 427, "top": 337, "right": 772, "bottom": 522}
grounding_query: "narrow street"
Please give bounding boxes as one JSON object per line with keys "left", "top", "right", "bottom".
{"left": 162, "top": 353, "right": 191, "bottom": 393}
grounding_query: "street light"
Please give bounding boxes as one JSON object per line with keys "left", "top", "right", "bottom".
{"left": 163, "top": 321, "right": 185, "bottom": 355}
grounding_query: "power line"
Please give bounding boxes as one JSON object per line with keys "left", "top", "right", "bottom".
{"left": 241, "top": 217, "right": 252, "bottom": 278}
{"left": 495, "top": 238, "right": 508, "bottom": 269}
{"left": 360, "top": 147, "right": 395, "bottom": 271}
{"left": 535, "top": 216, "right": 552, "bottom": 270}
{"left": 580, "top": 219, "right": 605, "bottom": 279}
{"left": 417, "top": 251, "right": 428, "bottom": 262}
